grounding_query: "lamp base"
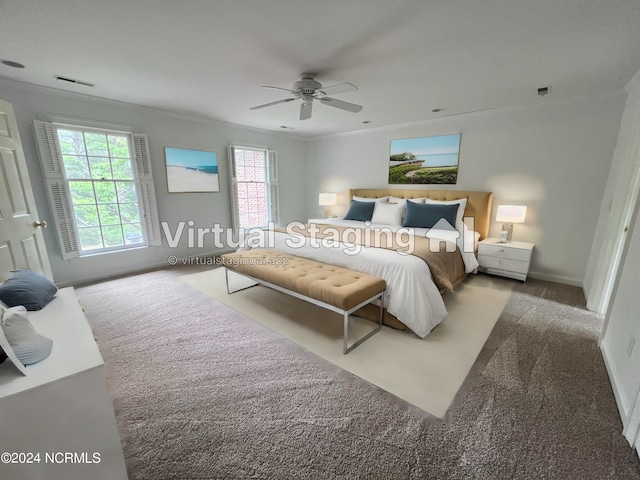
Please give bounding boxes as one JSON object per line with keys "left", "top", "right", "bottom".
{"left": 322, "top": 207, "right": 332, "bottom": 218}
{"left": 499, "top": 223, "right": 514, "bottom": 243}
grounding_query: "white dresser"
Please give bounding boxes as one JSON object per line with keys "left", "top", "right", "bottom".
{"left": 0, "top": 288, "right": 128, "bottom": 480}
{"left": 477, "top": 238, "right": 534, "bottom": 281}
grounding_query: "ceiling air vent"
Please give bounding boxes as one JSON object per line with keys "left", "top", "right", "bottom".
{"left": 54, "top": 75, "right": 96, "bottom": 87}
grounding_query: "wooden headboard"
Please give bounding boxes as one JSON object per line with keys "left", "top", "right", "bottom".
{"left": 349, "top": 188, "right": 493, "bottom": 240}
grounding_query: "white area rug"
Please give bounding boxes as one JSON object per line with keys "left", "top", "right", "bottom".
{"left": 180, "top": 268, "right": 510, "bottom": 417}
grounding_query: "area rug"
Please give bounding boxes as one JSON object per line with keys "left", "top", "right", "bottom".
{"left": 180, "top": 268, "right": 510, "bottom": 417}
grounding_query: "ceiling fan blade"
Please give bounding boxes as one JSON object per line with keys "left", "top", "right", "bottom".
{"left": 318, "top": 82, "right": 358, "bottom": 96}
{"left": 319, "top": 97, "right": 363, "bottom": 113}
{"left": 300, "top": 102, "right": 312, "bottom": 120}
{"left": 250, "top": 98, "right": 295, "bottom": 110}
{"left": 261, "top": 85, "right": 296, "bottom": 94}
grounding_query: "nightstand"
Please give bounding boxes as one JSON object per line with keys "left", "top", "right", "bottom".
{"left": 477, "top": 238, "right": 534, "bottom": 281}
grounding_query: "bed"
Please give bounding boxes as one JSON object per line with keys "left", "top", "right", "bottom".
{"left": 248, "top": 189, "right": 492, "bottom": 337}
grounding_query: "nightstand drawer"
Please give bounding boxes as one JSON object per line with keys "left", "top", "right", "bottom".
{"left": 477, "top": 254, "right": 529, "bottom": 274}
{"left": 478, "top": 243, "right": 532, "bottom": 262}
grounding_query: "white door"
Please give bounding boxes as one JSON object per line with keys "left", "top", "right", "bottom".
{"left": 0, "top": 98, "right": 52, "bottom": 281}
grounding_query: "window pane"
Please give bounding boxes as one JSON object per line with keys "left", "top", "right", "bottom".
{"left": 94, "top": 181, "right": 117, "bottom": 203}
{"left": 123, "top": 224, "right": 144, "bottom": 245}
{"left": 116, "top": 181, "right": 138, "bottom": 202}
{"left": 69, "top": 181, "right": 96, "bottom": 204}
{"left": 101, "top": 225, "right": 124, "bottom": 247}
{"left": 63, "top": 155, "right": 90, "bottom": 179}
{"left": 85, "top": 133, "right": 108, "bottom": 156}
{"left": 89, "top": 157, "right": 112, "bottom": 179}
{"left": 56, "top": 126, "right": 148, "bottom": 255}
{"left": 57, "top": 129, "right": 86, "bottom": 155}
{"left": 78, "top": 227, "right": 103, "bottom": 251}
{"left": 112, "top": 158, "right": 134, "bottom": 180}
{"left": 74, "top": 204, "right": 99, "bottom": 227}
{"left": 108, "top": 135, "right": 130, "bottom": 158}
{"left": 119, "top": 203, "right": 140, "bottom": 224}
{"left": 98, "top": 204, "right": 120, "bottom": 225}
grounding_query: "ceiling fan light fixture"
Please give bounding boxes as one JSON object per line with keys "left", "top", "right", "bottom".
{"left": 250, "top": 74, "right": 362, "bottom": 120}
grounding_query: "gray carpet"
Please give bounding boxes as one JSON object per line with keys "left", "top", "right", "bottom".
{"left": 77, "top": 267, "right": 640, "bottom": 480}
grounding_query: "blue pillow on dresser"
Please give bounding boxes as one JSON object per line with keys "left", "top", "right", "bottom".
{"left": 0, "top": 270, "right": 58, "bottom": 311}
{"left": 402, "top": 200, "right": 459, "bottom": 229}
{"left": 344, "top": 199, "right": 376, "bottom": 222}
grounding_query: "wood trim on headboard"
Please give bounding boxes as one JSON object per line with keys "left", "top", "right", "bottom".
{"left": 349, "top": 188, "right": 493, "bottom": 240}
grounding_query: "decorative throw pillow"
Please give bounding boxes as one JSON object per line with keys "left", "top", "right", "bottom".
{"left": 1, "top": 306, "right": 53, "bottom": 366}
{"left": 352, "top": 195, "right": 389, "bottom": 203}
{"left": 426, "top": 197, "right": 468, "bottom": 232}
{"left": 0, "top": 270, "right": 58, "bottom": 311}
{"left": 371, "top": 201, "right": 405, "bottom": 226}
{"left": 388, "top": 196, "right": 425, "bottom": 206}
{"left": 344, "top": 199, "right": 376, "bottom": 222}
{"left": 402, "top": 200, "right": 459, "bottom": 230}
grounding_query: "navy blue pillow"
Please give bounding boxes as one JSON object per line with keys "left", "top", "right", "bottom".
{"left": 0, "top": 270, "right": 58, "bottom": 311}
{"left": 402, "top": 201, "right": 459, "bottom": 229}
{"left": 344, "top": 200, "right": 376, "bottom": 222}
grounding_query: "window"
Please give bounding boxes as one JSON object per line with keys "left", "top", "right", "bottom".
{"left": 34, "top": 120, "right": 161, "bottom": 259}
{"left": 229, "top": 146, "right": 279, "bottom": 229}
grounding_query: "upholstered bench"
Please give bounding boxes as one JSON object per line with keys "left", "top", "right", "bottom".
{"left": 220, "top": 249, "right": 386, "bottom": 354}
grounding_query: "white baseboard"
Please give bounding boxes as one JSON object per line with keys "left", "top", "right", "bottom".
{"left": 58, "top": 249, "right": 236, "bottom": 288}
{"left": 527, "top": 271, "right": 583, "bottom": 287}
{"left": 600, "top": 342, "right": 630, "bottom": 427}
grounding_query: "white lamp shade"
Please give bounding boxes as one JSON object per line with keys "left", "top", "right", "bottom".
{"left": 318, "top": 192, "right": 337, "bottom": 206}
{"left": 496, "top": 205, "right": 527, "bottom": 223}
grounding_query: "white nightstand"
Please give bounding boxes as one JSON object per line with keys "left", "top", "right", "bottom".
{"left": 477, "top": 238, "right": 534, "bottom": 281}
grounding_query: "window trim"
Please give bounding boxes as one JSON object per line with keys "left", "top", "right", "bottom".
{"left": 52, "top": 124, "right": 148, "bottom": 255}
{"left": 33, "top": 120, "right": 162, "bottom": 260}
{"left": 228, "top": 145, "right": 279, "bottom": 231}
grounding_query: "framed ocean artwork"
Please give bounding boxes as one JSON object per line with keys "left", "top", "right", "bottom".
{"left": 165, "top": 147, "right": 219, "bottom": 193}
{"left": 388, "top": 134, "right": 461, "bottom": 185}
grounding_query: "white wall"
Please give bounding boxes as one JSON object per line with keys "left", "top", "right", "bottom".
{"left": 601, "top": 202, "right": 640, "bottom": 431}
{"left": 593, "top": 69, "right": 640, "bottom": 447}
{"left": 584, "top": 70, "right": 640, "bottom": 312}
{"left": 0, "top": 79, "right": 307, "bottom": 286}
{"left": 306, "top": 92, "right": 625, "bottom": 286}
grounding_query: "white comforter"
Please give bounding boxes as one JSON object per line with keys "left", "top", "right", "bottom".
{"left": 255, "top": 219, "right": 479, "bottom": 337}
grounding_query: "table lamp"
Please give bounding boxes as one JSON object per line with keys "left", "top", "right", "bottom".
{"left": 319, "top": 193, "right": 337, "bottom": 218}
{"left": 496, "top": 205, "right": 527, "bottom": 242}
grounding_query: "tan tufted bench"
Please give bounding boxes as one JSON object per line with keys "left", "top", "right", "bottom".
{"left": 221, "top": 249, "right": 386, "bottom": 354}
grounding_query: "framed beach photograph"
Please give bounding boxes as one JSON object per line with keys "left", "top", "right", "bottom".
{"left": 388, "top": 133, "right": 461, "bottom": 185}
{"left": 165, "top": 147, "right": 219, "bottom": 193}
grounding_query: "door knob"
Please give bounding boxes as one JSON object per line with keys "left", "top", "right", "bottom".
{"left": 34, "top": 220, "right": 47, "bottom": 229}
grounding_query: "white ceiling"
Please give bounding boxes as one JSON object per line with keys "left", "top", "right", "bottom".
{"left": 1, "top": 0, "right": 640, "bottom": 138}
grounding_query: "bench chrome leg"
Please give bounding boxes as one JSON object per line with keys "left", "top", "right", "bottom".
{"left": 343, "top": 292, "right": 384, "bottom": 354}
{"left": 225, "top": 268, "right": 260, "bottom": 295}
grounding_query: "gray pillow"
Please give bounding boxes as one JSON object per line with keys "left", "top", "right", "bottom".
{"left": 402, "top": 200, "right": 459, "bottom": 229}
{"left": 0, "top": 270, "right": 58, "bottom": 311}
{"left": 344, "top": 199, "right": 376, "bottom": 222}
{"left": 2, "top": 306, "right": 53, "bottom": 365}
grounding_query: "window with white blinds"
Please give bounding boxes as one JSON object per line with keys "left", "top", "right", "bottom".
{"left": 229, "top": 146, "right": 279, "bottom": 229}
{"left": 33, "top": 120, "right": 161, "bottom": 259}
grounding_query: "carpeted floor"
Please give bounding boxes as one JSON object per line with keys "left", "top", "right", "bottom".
{"left": 76, "top": 266, "right": 640, "bottom": 480}
{"left": 179, "top": 267, "right": 510, "bottom": 418}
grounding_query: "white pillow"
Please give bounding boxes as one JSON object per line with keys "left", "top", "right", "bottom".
{"left": 352, "top": 195, "right": 389, "bottom": 203}
{"left": 371, "top": 202, "right": 405, "bottom": 226}
{"left": 425, "top": 197, "right": 468, "bottom": 232}
{"left": 1, "top": 305, "right": 53, "bottom": 366}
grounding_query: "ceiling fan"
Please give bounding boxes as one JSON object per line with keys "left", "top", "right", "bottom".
{"left": 250, "top": 74, "right": 363, "bottom": 120}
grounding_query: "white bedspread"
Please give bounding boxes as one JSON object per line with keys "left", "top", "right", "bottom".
{"left": 252, "top": 219, "right": 479, "bottom": 337}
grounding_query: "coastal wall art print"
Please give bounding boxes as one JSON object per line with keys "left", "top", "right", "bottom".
{"left": 165, "top": 147, "right": 219, "bottom": 193}
{"left": 388, "top": 133, "right": 461, "bottom": 185}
